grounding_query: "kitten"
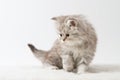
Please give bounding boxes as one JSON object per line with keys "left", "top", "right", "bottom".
{"left": 28, "top": 15, "right": 97, "bottom": 73}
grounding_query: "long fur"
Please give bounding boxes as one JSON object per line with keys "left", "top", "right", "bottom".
{"left": 28, "top": 15, "right": 97, "bottom": 73}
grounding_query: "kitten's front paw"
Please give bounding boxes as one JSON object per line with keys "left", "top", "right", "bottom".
{"left": 63, "top": 66, "right": 74, "bottom": 72}
{"left": 77, "top": 70, "right": 85, "bottom": 74}
{"left": 77, "top": 64, "right": 87, "bottom": 74}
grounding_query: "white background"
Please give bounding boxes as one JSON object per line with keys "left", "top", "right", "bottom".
{"left": 0, "top": 0, "right": 120, "bottom": 66}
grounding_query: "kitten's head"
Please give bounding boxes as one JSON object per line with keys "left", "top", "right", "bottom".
{"left": 52, "top": 15, "right": 86, "bottom": 46}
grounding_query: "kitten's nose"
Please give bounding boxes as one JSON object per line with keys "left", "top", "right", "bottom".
{"left": 63, "top": 39, "right": 65, "bottom": 41}
{"left": 63, "top": 37, "right": 67, "bottom": 41}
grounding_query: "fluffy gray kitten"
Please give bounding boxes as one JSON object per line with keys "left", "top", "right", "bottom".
{"left": 28, "top": 15, "right": 97, "bottom": 73}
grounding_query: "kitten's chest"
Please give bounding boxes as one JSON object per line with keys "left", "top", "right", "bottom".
{"left": 63, "top": 46, "right": 84, "bottom": 60}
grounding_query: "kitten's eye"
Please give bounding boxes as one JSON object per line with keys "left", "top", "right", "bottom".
{"left": 60, "top": 34, "right": 62, "bottom": 37}
{"left": 66, "top": 34, "right": 69, "bottom": 37}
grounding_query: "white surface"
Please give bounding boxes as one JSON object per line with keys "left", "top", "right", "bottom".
{"left": 0, "top": 65, "right": 120, "bottom": 80}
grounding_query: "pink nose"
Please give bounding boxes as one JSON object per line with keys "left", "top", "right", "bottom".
{"left": 63, "top": 37, "right": 67, "bottom": 41}
{"left": 63, "top": 39, "right": 65, "bottom": 41}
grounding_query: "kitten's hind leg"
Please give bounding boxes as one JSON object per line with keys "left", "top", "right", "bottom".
{"left": 43, "top": 64, "right": 59, "bottom": 70}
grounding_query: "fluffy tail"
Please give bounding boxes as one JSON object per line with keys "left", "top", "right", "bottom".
{"left": 28, "top": 44, "right": 47, "bottom": 62}
{"left": 28, "top": 44, "right": 38, "bottom": 53}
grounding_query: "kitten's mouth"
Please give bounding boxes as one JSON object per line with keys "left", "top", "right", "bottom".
{"left": 61, "top": 40, "right": 65, "bottom": 43}
{"left": 61, "top": 39, "right": 72, "bottom": 44}
{"left": 61, "top": 38, "right": 83, "bottom": 46}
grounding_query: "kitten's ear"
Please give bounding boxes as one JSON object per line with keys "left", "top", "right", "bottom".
{"left": 66, "top": 20, "right": 77, "bottom": 27}
{"left": 51, "top": 16, "right": 67, "bottom": 23}
{"left": 51, "top": 17, "right": 57, "bottom": 20}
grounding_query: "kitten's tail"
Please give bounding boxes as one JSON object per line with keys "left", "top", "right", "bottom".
{"left": 28, "top": 44, "right": 38, "bottom": 53}
{"left": 28, "top": 44, "right": 47, "bottom": 62}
